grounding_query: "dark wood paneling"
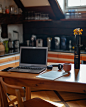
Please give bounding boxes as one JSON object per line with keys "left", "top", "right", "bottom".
{"left": 0, "top": 14, "right": 23, "bottom": 24}
{"left": 24, "top": 28, "right": 74, "bottom": 36}
{"left": 23, "top": 20, "right": 86, "bottom": 28}
{"left": 23, "top": 20, "right": 86, "bottom": 36}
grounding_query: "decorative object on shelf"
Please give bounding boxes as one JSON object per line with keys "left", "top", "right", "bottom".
{"left": 30, "top": 35, "right": 36, "bottom": 47}
{"left": 18, "top": 8, "right": 22, "bottom": 14}
{"left": 0, "top": 28, "right": 8, "bottom": 53}
{"left": 69, "top": 40, "right": 72, "bottom": 51}
{"left": 47, "top": 37, "right": 52, "bottom": 50}
{"left": 13, "top": 40, "right": 19, "bottom": 52}
{"left": 0, "top": 4, "right": 2, "bottom": 13}
{"left": 26, "top": 40, "right": 30, "bottom": 46}
{"left": 54, "top": 37, "right": 60, "bottom": 49}
{"left": 73, "top": 28, "right": 83, "bottom": 80}
{"left": 0, "top": 0, "right": 22, "bottom": 15}
{"left": 8, "top": 38, "right": 14, "bottom": 53}
{"left": 36, "top": 39, "right": 43, "bottom": 47}
{"left": 65, "top": 9, "right": 82, "bottom": 19}
{"left": 24, "top": 11, "right": 49, "bottom": 21}
{"left": 61, "top": 37, "right": 67, "bottom": 50}
{"left": 12, "top": 31, "right": 19, "bottom": 52}
{"left": 9, "top": 5, "right": 15, "bottom": 14}
{"left": 0, "top": 31, "right": 5, "bottom": 52}
{"left": 5, "top": 6, "right": 9, "bottom": 14}
{"left": 3, "top": 40, "right": 9, "bottom": 53}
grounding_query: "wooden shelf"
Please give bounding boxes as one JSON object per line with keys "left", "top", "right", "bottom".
{"left": 24, "top": 19, "right": 52, "bottom": 22}
{"left": 0, "top": 13, "right": 23, "bottom": 24}
{"left": 61, "top": 18, "right": 86, "bottom": 21}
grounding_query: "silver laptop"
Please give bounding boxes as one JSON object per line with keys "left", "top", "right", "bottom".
{"left": 10, "top": 47, "right": 48, "bottom": 74}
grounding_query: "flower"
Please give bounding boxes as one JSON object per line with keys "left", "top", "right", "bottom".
{"left": 73, "top": 28, "right": 83, "bottom": 35}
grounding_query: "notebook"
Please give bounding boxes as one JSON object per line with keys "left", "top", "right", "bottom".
{"left": 9, "top": 47, "right": 48, "bottom": 74}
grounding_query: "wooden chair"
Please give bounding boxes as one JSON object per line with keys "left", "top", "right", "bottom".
{"left": 0, "top": 77, "right": 25, "bottom": 107}
{"left": 0, "top": 78, "right": 58, "bottom": 107}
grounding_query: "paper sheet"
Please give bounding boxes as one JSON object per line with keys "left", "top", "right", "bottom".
{"left": 36, "top": 71, "right": 64, "bottom": 80}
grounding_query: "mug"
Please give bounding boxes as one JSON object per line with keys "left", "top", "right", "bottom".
{"left": 63, "top": 63, "right": 71, "bottom": 72}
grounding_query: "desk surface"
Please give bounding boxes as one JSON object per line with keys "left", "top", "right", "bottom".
{"left": 0, "top": 64, "right": 86, "bottom": 93}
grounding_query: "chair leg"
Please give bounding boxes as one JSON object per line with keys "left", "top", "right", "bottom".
{"left": 26, "top": 87, "right": 31, "bottom": 100}
{"left": 0, "top": 83, "right": 9, "bottom": 107}
{"left": 15, "top": 89, "right": 24, "bottom": 107}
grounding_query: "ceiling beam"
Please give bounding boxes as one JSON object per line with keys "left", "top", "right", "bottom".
{"left": 13, "top": 0, "right": 25, "bottom": 12}
{"left": 48, "top": 0, "right": 65, "bottom": 20}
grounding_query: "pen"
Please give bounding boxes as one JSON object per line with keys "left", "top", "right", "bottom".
{"left": 39, "top": 70, "right": 46, "bottom": 75}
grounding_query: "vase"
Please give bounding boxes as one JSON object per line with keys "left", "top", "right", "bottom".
{"left": 0, "top": 42, "right": 5, "bottom": 52}
{"left": 74, "top": 35, "right": 80, "bottom": 80}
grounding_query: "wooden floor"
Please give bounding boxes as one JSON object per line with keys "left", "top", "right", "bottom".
{"left": 31, "top": 90, "right": 86, "bottom": 107}
{"left": 0, "top": 90, "right": 86, "bottom": 107}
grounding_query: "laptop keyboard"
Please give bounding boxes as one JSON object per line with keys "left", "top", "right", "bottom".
{"left": 17, "top": 66, "right": 44, "bottom": 70}
{"left": 9, "top": 66, "right": 46, "bottom": 74}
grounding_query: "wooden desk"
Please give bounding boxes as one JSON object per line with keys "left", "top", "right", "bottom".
{"left": 0, "top": 64, "right": 86, "bottom": 106}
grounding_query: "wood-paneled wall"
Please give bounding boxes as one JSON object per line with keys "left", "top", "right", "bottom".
{"left": 48, "top": 51, "right": 86, "bottom": 64}
{"left": 23, "top": 19, "right": 86, "bottom": 36}
{"left": 0, "top": 54, "right": 20, "bottom": 71}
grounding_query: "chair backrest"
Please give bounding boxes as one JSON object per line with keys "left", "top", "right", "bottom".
{"left": 0, "top": 77, "right": 58, "bottom": 107}
{"left": 0, "top": 77, "right": 25, "bottom": 107}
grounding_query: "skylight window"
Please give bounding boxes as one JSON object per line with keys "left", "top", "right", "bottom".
{"left": 68, "top": 0, "right": 86, "bottom": 7}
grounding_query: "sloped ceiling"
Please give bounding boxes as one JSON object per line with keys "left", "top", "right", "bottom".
{"left": 20, "top": 0, "right": 50, "bottom": 7}
{"left": 14, "top": 0, "right": 65, "bottom": 20}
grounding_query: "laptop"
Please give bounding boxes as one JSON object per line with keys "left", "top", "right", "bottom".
{"left": 9, "top": 47, "right": 48, "bottom": 74}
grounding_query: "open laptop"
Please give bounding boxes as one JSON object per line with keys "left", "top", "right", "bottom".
{"left": 9, "top": 47, "right": 48, "bottom": 74}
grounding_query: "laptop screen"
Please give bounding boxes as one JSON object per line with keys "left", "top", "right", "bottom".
{"left": 19, "top": 47, "right": 48, "bottom": 67}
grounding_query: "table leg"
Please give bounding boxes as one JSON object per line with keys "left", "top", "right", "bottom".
{"left": 26, "top": 87, "right": 31, "bottom": 100}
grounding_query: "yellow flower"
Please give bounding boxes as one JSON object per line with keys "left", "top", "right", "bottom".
{"left": 73, "top": 28, "right": 83, "bottom": 35}
{"left": 81, "top": 29, "right": 83, "bottom": 32}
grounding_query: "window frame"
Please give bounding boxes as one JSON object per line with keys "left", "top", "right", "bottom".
{"left": 65, "top": 0, "right": 86, "bottom": 9}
